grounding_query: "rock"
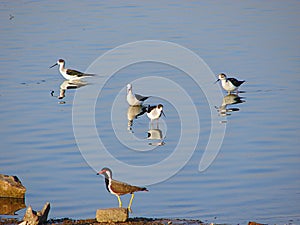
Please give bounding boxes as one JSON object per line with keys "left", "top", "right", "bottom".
{"left": 248, "top": 222, "right": 266, "bottom": 225}
{"left": 22, "top": 202, "right": 50, "bottom": 225}
{"left": 96, "top": 208, "right": 128, "bottom": 222}
{"left": 0, "top": 174, "right": 26, "bottom": 198}
{"left": 0, "top": 197, "right": 26, "bottom": 215}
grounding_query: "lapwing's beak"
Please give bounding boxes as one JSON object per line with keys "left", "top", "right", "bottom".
{"left": 214, "top": 78, "right": 220, "bottom": 84}
{"left": 96, "top": 170, "right": 105, "bottom": 175}
{"left": 161, "top": 110, "right": 166, "bottom": 117}
{"left": 50, "top": 63, "right": 58, "bottom": 68}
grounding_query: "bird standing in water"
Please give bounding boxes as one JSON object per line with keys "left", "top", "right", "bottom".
{"left": 126, "top": 83, "right": 149, "bottom": 106}
{"left": 50, "top": 59, "right": 95, "bottom": 80}
{"left": 215, "top": 73, "right": 245, "bottom": 94}
{"left": 147, "top": 104, "right": 165, "bottom": 124}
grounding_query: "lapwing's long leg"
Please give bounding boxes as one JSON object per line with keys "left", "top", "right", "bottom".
{"left": 128, "top": 193, "right": 135, "bottom": 213}
{"left": 117, "top": 196, "right": 122, "bottom": 208}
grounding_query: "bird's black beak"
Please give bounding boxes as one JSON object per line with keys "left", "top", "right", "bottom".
{"left": 50, "top": 63, "right": 58, "bottom": 69}
{"left": 96, "top": 173, "right": 99, "bottom": 175}
{"left": 162, "top": 110, "right": 166, "bottom": 117}
{"left": 214, "top": 78, "right": 220, "bottom": 84}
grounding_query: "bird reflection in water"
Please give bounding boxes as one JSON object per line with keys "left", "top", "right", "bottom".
{"left": 51, "top": 80, "right": 87, "bottom": 102}
{"left": 216, "top": 93, "right": 245, "bottom": 117}
{"left": 127, "top": 105, "right": 147, "bottom": 132}
{"left": 147, "top": 128, "right": 165, "bottom": 146}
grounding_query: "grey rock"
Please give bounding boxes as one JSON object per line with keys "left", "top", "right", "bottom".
{"left": 0, "top": 174, "right": 26, "bottom": 198}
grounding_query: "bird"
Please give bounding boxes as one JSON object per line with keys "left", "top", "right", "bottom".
{"left": 215, "top": 73, "right": 245, "bottom": 94}
{"left": 126, "top": 83, "right": 149, "bottom": 106}
{"left": 50, "top": 59, "right": 95, "bottom": 80}
{"left": 147, "top": 104, "right": 165, "bottom": 122}
{"left": 96, "top": 167, "right": 148, "bottom": 212}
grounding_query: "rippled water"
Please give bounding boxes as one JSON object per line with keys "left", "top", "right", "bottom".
{"left": 1, "top": 1, "right": 300, "bottom": 224}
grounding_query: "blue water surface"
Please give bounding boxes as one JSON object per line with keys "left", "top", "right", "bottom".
{"left": 0, "top": 1, "right": 299, "bottom": 224}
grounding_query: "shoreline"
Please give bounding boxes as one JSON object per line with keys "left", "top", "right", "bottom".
{"left": 0, "top": 217, "right": 266, "bottom": 225}
{"left": 0, "top": 217, "right": 205, "bottom": 225}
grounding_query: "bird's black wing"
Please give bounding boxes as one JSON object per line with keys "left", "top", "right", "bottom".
{"left": 135, "top": 93, "right": 149, "bottom": 101}
{"left": 66, "top": 69, "right": 95, "bottom": 77}
{"left": 66, "top": 69, "right": 83, "bottom": 76}
{"left": 228, "top": 78, "right": 245, "bottom": 87}
{"left": 147, "top": 105, "right": 157, "bottom": 113}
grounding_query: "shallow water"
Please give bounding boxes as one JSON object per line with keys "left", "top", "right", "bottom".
{"left": 1, "top": 1, "right": 300, "bottom": 224}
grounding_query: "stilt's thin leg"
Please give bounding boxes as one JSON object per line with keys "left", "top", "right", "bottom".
{"left": 128, "top": 193, "right": 135, "bottom": 213}
{"left": 117, "top": 196, "right": 122, "bottom": 208}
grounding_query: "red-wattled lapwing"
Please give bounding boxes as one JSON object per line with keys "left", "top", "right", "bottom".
{"left": 126, "top": 83, "right": 150, "bottom": 106}
{"left": 97, "top": 167, "right": 148, "bottom": 212}
{"left": 215, "top": 73, "right": 245, "bottom": 94}
{"left": 50, "top": 59, "right": 95, "bottom": 80}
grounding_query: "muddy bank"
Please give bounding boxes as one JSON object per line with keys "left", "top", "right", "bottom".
{"left": 0, "top": 217, "right": 210, "bottom": 225}
{"left": 50, "top": 217, "right": 205, "bottom": 225}
{"left": 0, "top": 217, "right": 270, "bottom": 225}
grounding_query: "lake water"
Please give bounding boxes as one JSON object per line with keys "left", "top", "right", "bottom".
{"left": 1, "top": 1, "right": 300, "bottom": 224}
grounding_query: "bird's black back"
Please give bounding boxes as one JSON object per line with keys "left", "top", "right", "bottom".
{"left": 228, "top": 78, "right": 245, "bottom": 87}
{"left": 147, "top": 105, "right": 157, "bottom": 113}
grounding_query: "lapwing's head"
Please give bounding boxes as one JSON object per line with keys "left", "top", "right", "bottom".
{"left": 127, "top": 83, "right": 132, "bottom": 92}
{"left": 50, "top": 59, "right": 65, "bottom": 69}
{"left": 215, "top": 73, "right": 227, "bottom": 83}
{"left": 97, "top": 167, "right": 112, "bottom": 179}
